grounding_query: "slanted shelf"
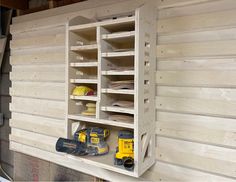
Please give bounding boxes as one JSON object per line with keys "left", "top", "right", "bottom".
{"left": 65, "top": 2, "right": 156, "bottom": 177}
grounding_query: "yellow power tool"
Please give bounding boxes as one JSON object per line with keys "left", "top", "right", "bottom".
{"left": 114, "top": 130, "right": 134, "bottom": 171}
{"left": 74, "top": 127, "right": 110, "bottom": 155}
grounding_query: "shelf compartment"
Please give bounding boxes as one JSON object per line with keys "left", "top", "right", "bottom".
{"left": 102, "top": 70, "right": 134, "bottom": 75}
{"left": 68, "top": 114, "right": 134, "bottom": 129}
{"left": 70, "top": 79, "right": 98, "bottom": 84}
{"left": 70, "top": 95, "right": 98, "bottom": 101}
{"left": 69, "top": 26, "right": 97, "bottom": 46}
{"left": 102, "top": 88, "right": 134, "bottom": 95}
{"left": 101, "top": 17, "right": 135, "bottom": 34}
{"left": 101, "top": 106, "right": 134, "bottom": 115}
{"left": 70, "top": 62, "right": 98, "bottom": 67}
{"left": 102, "top": 51, "right": 134, "bottom": 58}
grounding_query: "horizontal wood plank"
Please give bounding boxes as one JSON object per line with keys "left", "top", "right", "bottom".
{"left": 10, "top": 128, "right": 57, "bottom": 153}
{"left": 10, "top": 112, "right": 65, "bottom": 137}
{"left": 157, "top": 86, "right": 236, "bottom": 101}
{"left": 11, "top": 33, "right": 65, "bottom": 50}
{"left": 143, "top": 161, "right": 235, "bottom": 182}
{"left": 157, "top": 0, "right": 214, "bottom": 9}
{"left": 12, "top": 25, "right": 65, "bottom": 39}
{"left": 10, "top": 51, "right": 65, "bottom": 65}
{"left": 156, "top": 137, "right": 236, "bottom": 178}
{"left": 156, "top": 111, "right": 236, "bottom": 148}
{"left": 157, "top": 40, "right": 236, "bottom": 58}
{"left": 10, "top": 97, "right": 65, "bottom": 119}
{"left": 156, "top": 96, "right": 236, "bottom": 118}
{"left": 158, "top": 9, "right": 236, "bottom": 34}
{"left": 157, "top": 58, "right": 236, "bottom": 70}
{"left": 158, "top": 28, "right": 236, "bottom": 44}
{"left": 10, "top": 65, "right": 65, "bottom": 82}
{"left": 10, "top": 82, "right": 65, "bottom": 100}
{"left": 158, "top": 0, "right": 236, "bottom": 19}
{"left": 156, "top": 71, "right": 236, "bottom": 87}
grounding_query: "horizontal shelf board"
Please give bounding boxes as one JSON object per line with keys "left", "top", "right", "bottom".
{"left": 102, "top": 31, "right": 135, "bottom": 41}
{"left": 101, "top": 51, "right": 135, "bottom": 58}
{"left": 70, "top": 62, "right": 98, "bottom": 67}
{"left": 68, "top": 114, "right": 134, "bottom": 129}
{"left": 101, "top": 70, "right": 134, "bottom": 75}
{"left": 70, "top": 44, "right": 98, "bottom": 52}
{"left": 69, "top": 26, "right": 97, "bottom": 32}
{"left": 101, "top": 88, "right": 134, "bottom": 95}
{"left": 67, "top": 150, "right": 135, "bottom": 176}
{"left": 70, "top": 95, "right": 98, "bottom": 101}
{"left": 101, "top": 106, "right": 134, "bottom": 115}
{"left": 70, "top": 79, "right": 98, "bottom": 84}
{"left": 69, "top": 16, "right": 135, "bottom": 32}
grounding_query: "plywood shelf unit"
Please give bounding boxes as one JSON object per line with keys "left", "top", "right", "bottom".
{"left": 66, "top": 2, "right": 156, "bottom": 177}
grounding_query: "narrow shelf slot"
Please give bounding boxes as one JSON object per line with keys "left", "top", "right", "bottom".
{"left": 101, "top": 106, "right": 134, "bottom": 115}
{"left": 102, "top": 51, "right": 134, "bottom": 58}
{"left": 102, "top": 70, "right": 134, "bottom": 75}
{"left": 70, "top": 95, "right": 98, "bottom": 101}
{"left": 102, "top": 88, "right": 134, "bottom": 95}
{"left": 70, "top": 62, "right": 98, "bottom": 67}
{"left": 70, "top": 79, "right": 98, "bottom": 84}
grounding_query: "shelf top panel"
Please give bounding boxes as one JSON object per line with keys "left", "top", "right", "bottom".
{"left": 69, "top": 16, "right": 135, "bottom": 32}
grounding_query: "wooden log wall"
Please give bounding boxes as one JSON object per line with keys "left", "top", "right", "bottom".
{"left": 8, "top": 0, "right": 236, "bottom": 181}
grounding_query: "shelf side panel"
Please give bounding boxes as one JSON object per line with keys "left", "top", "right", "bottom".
{"left": 134, "top": 1, "right": 156, "bottom": 176}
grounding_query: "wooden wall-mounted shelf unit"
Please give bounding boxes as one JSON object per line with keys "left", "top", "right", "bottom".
{"left": 65, "top": 3, "right": 156, "bottom": 177}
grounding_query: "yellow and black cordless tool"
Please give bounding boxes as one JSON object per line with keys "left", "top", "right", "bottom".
{"left": 114, "top": 130, "right": 134, "bottom": 171}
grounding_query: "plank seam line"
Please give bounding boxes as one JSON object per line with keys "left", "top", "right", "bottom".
{"left": 156, "top": 84, "right": 236, "bottom": 89}
{"left": 157, "top": 0, "right": 217, "bottom": 10}
{"left": 11, "top": 23, "right": 66, "bottom": 35}
{"left": 156, "top": 159, "right": 236, "bottom": 180}
{"left": 9, "top": 95, "right": 65, "bottom": 102}
{"left": 156, "top": 108, "right": 236, "bottom": 120}
{"left": 158, "top": 25, "right": 236, "bottom": 36}
{"left": 155, "top": 134, "right": 236, "bottom": 150}
{"left": 10, "top": 45, "right": 65, "bottom": 53}
{"left": 10, "top": 111, "right": 65, "bottom": 120}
